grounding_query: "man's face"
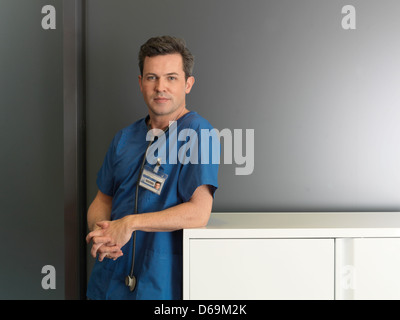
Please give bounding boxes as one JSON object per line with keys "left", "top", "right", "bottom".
{"left": 139, "top": 53, "right": 194, "bottom": 118}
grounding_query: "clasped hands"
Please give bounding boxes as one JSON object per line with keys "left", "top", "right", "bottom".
{"left": 86, "top": 216, "right": 132, "bottom": 262}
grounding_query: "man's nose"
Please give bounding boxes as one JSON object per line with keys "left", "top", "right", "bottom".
{"left": 155, "top": 78, "right": 167, "bottom": 92}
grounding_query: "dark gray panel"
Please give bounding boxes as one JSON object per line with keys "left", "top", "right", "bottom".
{"left": 86, "top": 0, "right": 400, "bottom": 216}
{"left": 64, "top": 0, "right": 87, "bottom": 300}
{"left": 0, "top": 0, "right": 64, "bottom": 299}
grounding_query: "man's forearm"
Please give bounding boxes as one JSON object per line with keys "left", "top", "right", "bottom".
{"left": 124, "top": 200, "right": 211, "bottom": 233}
{"left": 87, "top": 191, "right": 112, "bottom": 231}
{"left": 87, "top": 204, "right": 111, "bottom": 232}
{"left": 124, "top": 185, "right": 213, "bottom": 233}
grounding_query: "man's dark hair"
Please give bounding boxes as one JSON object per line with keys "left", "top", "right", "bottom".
{"left": 138, "top": 35, "right": 194, "bottom": 80}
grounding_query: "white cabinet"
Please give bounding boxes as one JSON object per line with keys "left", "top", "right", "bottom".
{"left": 336, "top": 238, "right": 400, "bottom": 300}
{"left": 183, "top": 212, "right": 400, "bottom": 300}
{"left": 188, "top": 238, "right": 334, "bottom": 300}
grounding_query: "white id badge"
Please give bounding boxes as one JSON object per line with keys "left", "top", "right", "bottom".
{"left": 139, "top": 165, "right": 168, "bottom": 195}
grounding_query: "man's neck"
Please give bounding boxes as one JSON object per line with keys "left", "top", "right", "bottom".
{"left": 148, "top": 107, "right": 189, "bottom": 130}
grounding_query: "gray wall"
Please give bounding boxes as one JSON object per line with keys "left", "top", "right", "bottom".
{"left": 0, "top": 0, "right": 64, "bottom": 298}
{"left": 86, "top": 0, "right": 400, "bottom": 213}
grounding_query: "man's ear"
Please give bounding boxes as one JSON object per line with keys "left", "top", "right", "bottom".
{"left": 185, "top": 76, "right": 195, "bottom": 94}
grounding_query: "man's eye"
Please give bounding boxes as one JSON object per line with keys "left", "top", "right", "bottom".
{"left": 168, "top": 76, "right": 176, "bottom": 80}
{"left": 147, "top": 76, "right": 156, "bottom": 80}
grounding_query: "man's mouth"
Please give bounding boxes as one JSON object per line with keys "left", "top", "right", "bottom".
{"left": 154, "top": 96, "right": 170, "bottom": 103}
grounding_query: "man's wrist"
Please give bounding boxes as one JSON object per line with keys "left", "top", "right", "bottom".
{"left": 124, "top": 214, "right": 138, "bottom": 233}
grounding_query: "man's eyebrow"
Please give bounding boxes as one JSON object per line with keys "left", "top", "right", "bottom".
{"left": 143, "top": 72, "right": 180, "bottom": 77}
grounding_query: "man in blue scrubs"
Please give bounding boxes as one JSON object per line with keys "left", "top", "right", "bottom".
{"left": 85, "top": 36, "right": 219, "bottom": 300}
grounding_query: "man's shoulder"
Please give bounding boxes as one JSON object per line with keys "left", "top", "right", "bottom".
{"left": 113, "top": 117, "right": 146, "bottom": 139}
{"left": 109, "top": 117, "right": 146, "bottom": 147}
{"left": 180, "top": 111, "right": 215, "bottom": 131}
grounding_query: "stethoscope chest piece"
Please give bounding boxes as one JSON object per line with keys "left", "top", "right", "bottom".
{"left": 125, "top": 275, "right": 137, "bottom": 292}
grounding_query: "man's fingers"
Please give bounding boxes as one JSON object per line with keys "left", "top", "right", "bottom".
{"left": 97, "top": 244, "right": 122, "bottom": 254}
{"left": 91, "top": 236, "right": 113, "bottom": 244}
{"left": 98, "top": 252, "right": 107, "bottom": 262}
{"left": 90, "top": 237, "right": 121, "bottom": 257}
{"left": 91, "top": 242, "right": 103, "bottom": 258}
{"left": 98, "top": 247, "right": 123, "bottom": 262}
{"left": 86, "top": 229, "right": 104, "bottom": 243}
{"left": 87, "top": 220, "right": 124, "bottom": 261}
{"left": 86, "top": 221, "right": 110, "bottom": 244}
{"left": 98, "top": 252, "right": 123, "bottom": 262}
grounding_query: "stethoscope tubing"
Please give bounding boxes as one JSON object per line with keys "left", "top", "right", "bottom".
{"left": 127, "top": 123, "right": 171, "bottom": 291}
{"left": 129, "top": 139, "right": 153, "bottom": 278}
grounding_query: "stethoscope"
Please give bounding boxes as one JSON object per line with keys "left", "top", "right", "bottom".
{"left": 125, "top": 119, "right": 172, "bottom": 292}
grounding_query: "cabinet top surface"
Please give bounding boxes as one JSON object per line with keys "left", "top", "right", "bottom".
{"left": 183, "top": 212, "right": 400, "bottom": 238}
{"left": 207, "top": 212, "right": 400, "bottom": 229}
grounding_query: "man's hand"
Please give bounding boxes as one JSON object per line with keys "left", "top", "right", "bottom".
{"left": 86, "top": 217, "right": 132, "bottom": 261}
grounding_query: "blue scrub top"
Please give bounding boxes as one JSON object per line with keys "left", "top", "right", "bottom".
{"left": 86, "top": 111, "right": 219, "bottom": 300}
